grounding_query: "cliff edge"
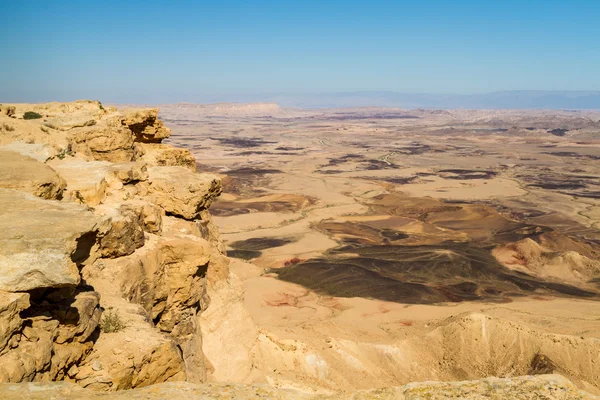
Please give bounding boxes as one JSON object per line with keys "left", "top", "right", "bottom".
{"left": 0, "top": 100, "right": 226, "bottom": 389}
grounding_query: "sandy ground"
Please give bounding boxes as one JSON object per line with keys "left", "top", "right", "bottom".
{"left": 159, "top": 104, "right": 600, "bottom": 394}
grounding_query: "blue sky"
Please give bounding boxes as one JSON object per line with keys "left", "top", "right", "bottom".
{"left": 1, "top": 0, "right": 599, "bottom": 102}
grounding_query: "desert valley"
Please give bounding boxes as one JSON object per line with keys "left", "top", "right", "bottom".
{"left": 0, "top": 100, "right": 598, "bottom": 398}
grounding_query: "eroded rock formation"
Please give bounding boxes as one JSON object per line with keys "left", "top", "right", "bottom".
{"left": 0, "top": 101, "right": 226, "bottom": 390}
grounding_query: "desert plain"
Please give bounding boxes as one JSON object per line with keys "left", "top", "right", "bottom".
{"left": 161, "top": 103, "right": 600, "bottom": 394}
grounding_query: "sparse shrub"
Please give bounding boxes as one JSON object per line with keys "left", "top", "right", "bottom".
{"left": 43, "top": 122, "right": 58, "bottom": 129}
{"left": 1, "top": 123, "right": 15, "bottom": 131}
{"left": 56, "top": 146, "right": 73, "bottom": 160}
{"left": 100, "top": 307, "right": 127, "bottom": 333}
{"left": 23, "top": 111, "right": 43, "bottom": 120}
{"left": 98, "top": 102, "right": 105, "bottom": 111}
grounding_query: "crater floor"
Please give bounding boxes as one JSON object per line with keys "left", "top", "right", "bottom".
{"left": 162, "top": 105, "right": 600, "bottom": 395}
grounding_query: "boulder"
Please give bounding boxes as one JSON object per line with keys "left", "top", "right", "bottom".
{"left": 48, "top": 159, "right": 110, "bottom": 206}
{"left": 108, "top": 162, "right": 148, "bottom": 184}
{"left": 69, "top": 125, "right": 134, "bottom": 163}
{"left": 0, "top": 151, "right": 65, "bottom": 199}
{"left": 136, "top": 143, "right": 196, "bottom": 171}
{"left": 94, "top": 205, "right": 145, "bottom": 259}
{"left": 122, "top": 109, "right": 171, "bottom": 143}
{"left": 146, "top": 167, "right": 221, "bottom": 220}
{"left": 121, "top": 200, "right": 164, "bottom": 234}
{"left": 0, "top": 189, "right": 100, "bottom": 292}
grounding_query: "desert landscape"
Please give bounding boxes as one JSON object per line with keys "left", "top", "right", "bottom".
{"left": 0, "top": 101, "right": 598, "bottom": 399}
{"left": 161, "top": 103, "right": 600, "bottom": 395}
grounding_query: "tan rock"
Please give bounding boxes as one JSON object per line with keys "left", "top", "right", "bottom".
{"left": 122, "top": 108, "right": 171, "bottom": 143}
{"left": 136, "top": 143, "right": 196, "bottom": 170}
{"left": 0, "top": 105, "right": 15, "bottom": 117}
{"left": 200, "top": 271, "right": 258, "bottom": 383}
{"left": 0, "top": 291, "right": 29, "bottom": 354}
{"left": 82, "top": 234, "right": 215, "bottom": 382}
{"left": 122, "top": 200, "right": 164, "bottom": 233}
{"left": 0, "top": 288, "right": 101, "bottom": 383}
{"left": 197, "top": 210, "right": 226, "bottom": 254}
{"left": 0, "top": 151, "right": 65, "bottom": 199}
{"left": 48, "top": 158, "right": 110, "bottom": 206}
{"left": 108, "top": 162, "right": 149, "bottom": 184}
{"left": 0, "top": 374, "right": 596, "bottom": 399}
{"left": 146, "top": 166, "right": 222, "bottom": 220}
{"left": 69, "top": 124, "right": 135, "bottom": 163}
{"left": 74, "top": 298, "right": 186, "bottom": 391}
{"left": 0, "top": 142, "right": 57, "bottom": 162}
{"left": 0, "top": 188, "right": 100, "bottom": 292}
{"left": 93, "top": 237, "right": 212, "bottom": 333}
{"left": 94, "top": 205, "right": 145, "bottom": 258}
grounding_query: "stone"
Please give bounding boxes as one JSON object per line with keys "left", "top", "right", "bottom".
{"left": 0, "top": 292, "right": 29, "bottom": 354}
{"left": 146, "top": 166, "right": 222, "bottom": 220}
{"left": 0, "top": 189, "right": 100, "bottom": 292}
{"left": 0, "top": 374, "right": 595, "bottom": 399}
{"left": 95, "top": 205, "right": 145, "bottom": 258}
{"left": 0, "top": 287, "right": 101, "bottom": 383}
{"left": 48, "top": 159, "right": 110, "bottom": 206}
{"left": 108, "top": 162, "right": 149, "bottom": 184}
{"left": 121, "top": 108, "right": 171, "bottom": 143}
{"left": 74, "top": 299, "right": 186, "bottom": 391}
{"left": 69, "top": 125, "right": 134, "bottom": 163}
{"left": 0, "top": 151, "right": 66, "bottom": 199}
{"left": 136, "top": 143, "right": 196, "bottom": 171}
{"left": 121, "top": 200, "right": 164, "bottom": 233}
{"left": 0, "top": 142, "right": 57, "bottom": 162}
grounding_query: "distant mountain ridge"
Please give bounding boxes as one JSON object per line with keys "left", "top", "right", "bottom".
{"left": 258, "top": 90, "right": 600, "bottom": 109}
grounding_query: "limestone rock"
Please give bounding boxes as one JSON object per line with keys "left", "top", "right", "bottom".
{"left": 0, "top": 151, "right": 65, "bottom": 199}
{"left": 0, "top": 188, "right": 100, "bottom": 292}
{"left": 0, "top": 374, "right": 595, "bottom": 399}
{"left": 146, "top": 167, "right": 221, "bottom": 220}
{"left": 0, "top": 142, "right": 57, "bottom": 162}
{"left": 197, "top": 210, "right": 226, "bottom": 254}
{"left": 70, "top": 125, "right": 135, "bottom": 163}
{"left": 95, "top": 205, "right": 145, "bottom": 258}
{"left": 74, "top": 300, "right": 186, "bottom": 391}
{"left": 48, "top": 158, "right": 110, "bottom": 206}
{"left": 88, "top": 237, "right": 211, "bottom": 333}
{"left": 122, "top": 200, "right": 164, "bottom": 233}
{"left": 0, "top": 288, "right": 101, "bottom": 382}
{"left": 0, "top": 291, "right": 29, "bottom": 354}
{"left": 136, "top": 143, "right": 196, "bottom": 170}
{"left": 108, "top": 162, "right": 149, "bottom": 184}
{"left": 82, "top": 235, "right": 214, "bottom": 381}
{"left": 122, "top": 109, "right": 171, "bottom": 143}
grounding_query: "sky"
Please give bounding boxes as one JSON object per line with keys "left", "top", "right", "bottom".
{"left": 1, "top": 0, "right": 600, "bottom": 103}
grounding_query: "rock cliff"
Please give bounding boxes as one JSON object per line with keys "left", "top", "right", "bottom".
{"left": 0, "top": 100, "right": 226, "bottom": 390}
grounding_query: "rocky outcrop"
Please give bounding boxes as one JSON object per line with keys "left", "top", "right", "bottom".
{"left": 0, "top": 374, "right": 595, "bottom": 399}
{"left": 0, "top": 102, "right": 226, "bottom": 391}
{"left": 135, "top": 143, "right": 196, "bottom": 171}
{"left": 0, "top": 287, "right": 101, "bottom": 382}
{"left": 0, "top": 189, "right": 100, "bottom": 292}
{"left": 0, "top": 151, "right": 65, "bottom": 199}
{"left": 144, "top": 167, "right": 222, "bottom": 220}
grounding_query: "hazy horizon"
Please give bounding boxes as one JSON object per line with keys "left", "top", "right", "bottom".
{"left": 1, "top": 0, "right": 600, "bottom": 106}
